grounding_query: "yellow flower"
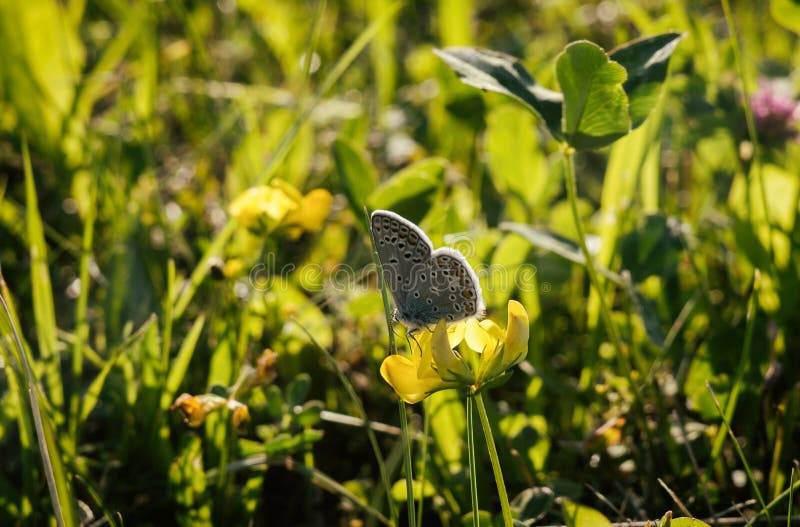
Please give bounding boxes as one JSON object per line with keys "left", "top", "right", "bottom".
{"left": 255, "top": 348, "right": 278, "bottom": 385}
{"left": 229, "top": 401, "right": 251, "bottom": 428}
{"left": 229, "top": 185, "right": 297, "bottom": 230}
{"left": 229, "top": 182, "right": 332, "bottom": 238}
{"left": 380, "top": 300, "right": 530, "bottom": 404}
{"left": 171, "top": 393, "right": 227, "bottom": 427}
{"left": 282, "top": 188, "right": 333, "bottom": 239}
{"left": 379, "top": 325, "right": 461, "bottom": 404}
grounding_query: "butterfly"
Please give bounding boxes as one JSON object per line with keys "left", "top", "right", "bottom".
{"left": 370, "top": 209, "right": 486, "bottom": 330}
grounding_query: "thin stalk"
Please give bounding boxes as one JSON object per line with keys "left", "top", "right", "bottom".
{"left": 398, "top": 401, "right": 417, "bottom": 527}
{"left": 562, "top": 147, "right": 654, "bottom": 451}
{"left": 161, "top": 260, "right": 175, "bottom": 378}
{"left": 710, "top": 271, "right": 760, "bottom": 459}
{"left": 69, "top": 169, "right": 97, "bottom": 451}
{"left": 788, "top": 468, "right": 794, "bottom": 527}
{"left": 475, "top": 393, "right": 512, "bottom": 527}
{"left": 707, "top": 383, "right": 773, "bottom": 526}
{"left": 0, "top": 284, "right": 77, "bottom": 527}
{"left": 466, "top": 396, "right": 479, "bottom": 527}
{"left": 417, "top": 400, "right": 431, "bottom": 527}
{"left": 366, "top": 206, "right": 408, "bottom": 527}
{"left": 743, "top": 474, "right": 800, "bottom": 527}
{"left": 562, "top": 147, "right": 623, "bottom": 356}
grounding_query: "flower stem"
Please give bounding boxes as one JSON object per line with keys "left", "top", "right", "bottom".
{"left": 417, "top": 399, "right": 431, "bottom": 527}
{"left": 475, "top": 392, "right": 513, "bottom": 527}
{"left": 466, "top": 395, "right": 479, "bottom": 527}
{"left": 562, "top": 147, "right": 656, "bottom": 463}
{"left": 562, "top": 147, "right": 624, "bottom": 353}
{"left": 398, "top": 401, "right": 417, "bottom": 527}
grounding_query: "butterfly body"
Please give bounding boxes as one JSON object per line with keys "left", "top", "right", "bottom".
{"left": 370, "top": 210, "right": 485, "bottom": 330}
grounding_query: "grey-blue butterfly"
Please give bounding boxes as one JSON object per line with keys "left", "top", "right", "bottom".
{"left": 370, "top": 210, "right": 486, "bottom": 330}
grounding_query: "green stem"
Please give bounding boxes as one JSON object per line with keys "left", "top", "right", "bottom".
{"left": 398, "top": 401, "right": 416, "bottom": 527}
{"left": 69, "top": 170, "right": 97, "bottom": 451}
{"left": 474, "top": 393, "right": 512, "bottom": 527}
{"left": 562, "top": 147, "right": 623, "bottom": 352}
{"left": 466, "top": 396, "right": 479, "bottom": 527}
{"left": 562, "top": 147, "right": 655, "bottom": 458}
{"left": 417, "top": 400, "right": 431, "bottom": 527}
{"left": 708, "top": 383, "right": 773, "bottom": 526}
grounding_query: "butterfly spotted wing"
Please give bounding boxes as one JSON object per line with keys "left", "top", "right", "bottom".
{"left": 370, "top": 210, "right": 485, "bottom": 329}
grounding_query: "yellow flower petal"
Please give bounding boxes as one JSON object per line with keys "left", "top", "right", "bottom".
{"left": 285, "top": 188, "right": 333, "bottom": 232}
{"left": 230, "top": 402, "right": 251, "bottom": 428}
{"left": 446, "top": 321, "right": 466, "bottom": 348}
{"left": 380, "top": 354, "right": 449, "bottom": 404}
{"left": 431, "top": 319, "right": 472, "bottom": 383}
{"left": 479, "top": 319, "right": 504, "bottom": 341}
{"left": 229, "top": 185, "right": 298, "bottom": 230}
{"left": 270, "top": 179, "right": 304, "bottom": 202}
{"left": 465, "top": 319, "right": 494, "bottom": 353}
{"left": 501, "top": 300, "right": 529, "bottom": 369}
{"left": 170, "top": 393, "right": 227, "bottom": 427}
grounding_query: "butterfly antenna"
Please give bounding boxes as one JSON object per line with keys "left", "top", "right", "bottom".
{"left": 406, "top": 331, "right": 422, "bottom": 354}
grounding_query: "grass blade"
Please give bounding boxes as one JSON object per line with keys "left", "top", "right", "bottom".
{"left": 163, "top": 313, "right": 206, "bottom": 408}
{"left": 710, "top": 271, "right": 760, "bottom": 459}
{"left": 707, "top": 381, "right": 772, "bottom": 526}
{"left": 22, "top": 136, "right": 63, "bottom": 412}
{"left": 0, "top": 272, "right": 79, "bottom": 527}
{"left": 68, "top": 161, "right": 97, "bottom": 450}
{"left": 80, "top": 315, "right": 157, "bottom": 422}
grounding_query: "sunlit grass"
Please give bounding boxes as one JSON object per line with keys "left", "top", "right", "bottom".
{"left": 1, "top": 0, "right": 800, "bottom": 525}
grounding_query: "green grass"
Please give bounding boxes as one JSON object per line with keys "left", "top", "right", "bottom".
{"left": 1, "top": 1, "right": 800, "bottom": 525}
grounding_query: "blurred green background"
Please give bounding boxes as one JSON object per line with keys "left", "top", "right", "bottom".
{"left": 1, "top": 0, "right": 800, "bottom": 525}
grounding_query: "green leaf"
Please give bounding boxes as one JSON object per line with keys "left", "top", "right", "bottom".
{"left": 499, "top": 222, "right": 625, "bottom": 285}
{"left": 510, "top": 487, "right": 554, "bottom": 523}
{"left": 670, "top": 518, "right": 712, "bottom": 527}
{"left": 81, "top": 316, "right": 157, "bottom": 422}
{"left": 293, "top": 400, "right": 324, "bottom": 428}
{"left": 264, "top": 385, "right": 285, "bottom": 420}
{"left": 22, "top": 139, "right": 63, "bottom": 410}
{"left": 0, "top": 274, "right": 79, "bottom": 526}
{"left": 486, "top": 233, "right": 533, "bottom": 307}
{"left": 169, "top": 436, "right": 213, "bottom": 527}
{"left": 771, "top": 0, "right": 800, "bottom": 34}
{"left": 485, "top": 104, "right": 553, "bottom": 218}
{"left": 560, "top": 498, "right": 612, "bottom": 527}
{"left": 556, "top": 41, "right": 630, "bottom": 149}
{"left": 367, "top": 157, "right": 447, "bottom": 223}
{"left": 0, "top": 0, "right": 84, "bottom": 155}
{"left": 459, "top": 511, "right": 493, "bottom": 526}
{"left": 333, "top": 138, "right": 378, "bottom": 227}
{"left": 609, "top": 32, "right": 683, "bottom": 128}
{"left": 286, "top": 373, "right": 312, "bottom": 408}
{"left": 390, "top": 479, "right": 436, "bottom": 501}
{"left": 426, "top": 390, "right": 466, "bottom": 472}
{"left": 163, "top": 314, "right": 206, "bottom": 410}
{"left": 262, "top": 430, "right": 323, "bottom": 456}
{"left": 434, "top": 47, "right": 564, "bottom": 140}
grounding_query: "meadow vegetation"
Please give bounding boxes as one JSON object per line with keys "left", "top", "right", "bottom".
{"left": 1, "top": 1, "right": 800, "bottom": 526}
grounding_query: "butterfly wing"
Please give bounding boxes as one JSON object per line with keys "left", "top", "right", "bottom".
{"left": 370, "top": 210, "right": 486, "bottom": 329}
{"left": 370, "top": 210, "right": 434, "bottom": 325}
{"left": 426, "top": 248, "right": 486, "bottom": 323}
